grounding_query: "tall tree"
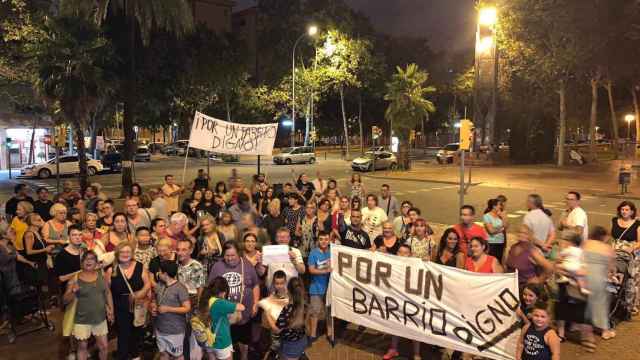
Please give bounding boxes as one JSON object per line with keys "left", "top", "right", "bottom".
{"left": 384, "top": 63, "right": 436, "bottom": 170}
{"left": 33, "top": 15, "right": 115, "bottom": 191}
{"left": 61, "top": 0, "right": 193, "bottom": 193}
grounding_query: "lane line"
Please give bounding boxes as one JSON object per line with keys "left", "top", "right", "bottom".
{"left": 507, "top": 214, "right": 522, "bottom": 218}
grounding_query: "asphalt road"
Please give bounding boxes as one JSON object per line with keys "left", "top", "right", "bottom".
{"left": 17, "top": 155, "right": 622, "bottom": 231}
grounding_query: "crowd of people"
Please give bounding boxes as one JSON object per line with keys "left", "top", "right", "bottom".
{"left": 0, "top": 169, "right": 638, "bottom": 360}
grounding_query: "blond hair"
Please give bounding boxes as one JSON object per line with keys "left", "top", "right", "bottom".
{"left": 49, "top": 203, "right": 67, "bottom": 217}
{"left": 17, "top": 201, "right": 33, "bottom": 214}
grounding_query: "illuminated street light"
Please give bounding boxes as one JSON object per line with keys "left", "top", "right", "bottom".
{"left": 291, "top": 25, "right": 319, "bottom": 147}
{"left": 479, "top": 7, "right": 498, "bottom": 26}
{"left": 626, "top": 114, "right": 635, "bottom": 140}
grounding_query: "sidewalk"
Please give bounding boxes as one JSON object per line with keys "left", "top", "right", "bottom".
{"left": 365, "top": 160, "right": 640, "bottom": 198}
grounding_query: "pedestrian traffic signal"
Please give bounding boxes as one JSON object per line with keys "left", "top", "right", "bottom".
{"left": 372, "top": 126, "right": 383, "bottom": 139}
{"left": 459, "top": 119, "right": 474, "bottom": 151}
{"left": 410, "top": 130, "right": 416, "bottom": 142}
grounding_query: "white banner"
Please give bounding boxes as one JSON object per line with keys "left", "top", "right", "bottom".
{"left": 330, "top": 245, "right": 520, "bottom": 360}
{"left": 188, "top": 111, "right": 278, "bottom": 156}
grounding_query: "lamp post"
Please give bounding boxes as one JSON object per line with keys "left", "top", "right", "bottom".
{"left": 626, "top": 114, "right": 635, "bottom": 140}
{"left": 291, "top": 25, "right": 318, "bottom": 148}
{"left": 474, "top": 5, "right": 498, "bottom": 147}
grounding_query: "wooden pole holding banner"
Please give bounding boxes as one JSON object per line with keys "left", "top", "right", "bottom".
{"left": 257, "top": 155, "right": 261, "bottom": 175}
{"left": 181, "top": 144, "right": 190, "bottom": 187}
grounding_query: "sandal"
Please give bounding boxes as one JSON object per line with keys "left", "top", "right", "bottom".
{"left": 581, "top": 340, "right": 596, "bottom": 353}
{"left": 602, "top": 330, "right": 616, "bottom": 340}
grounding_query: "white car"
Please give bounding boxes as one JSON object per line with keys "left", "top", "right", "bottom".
{"left": 21, "top": 155, "right": 103, "bottom": 179}
{"left": 351, "top": 151, "right": 397, "bottom": 171}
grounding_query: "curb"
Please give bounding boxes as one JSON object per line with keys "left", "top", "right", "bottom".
{"left": 362, "top": 173, "right": 482, "bottom": 186}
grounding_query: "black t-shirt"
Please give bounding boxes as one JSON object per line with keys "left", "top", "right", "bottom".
{"left": 296, "top": 181, "right": 315, "bottom": 201}
{"left": 97, "top": 216, "right": 113, "bottom": 229}
{"left": 54, "top": 248, "right": 81, "bottom": 291}
{"left": 33, "top": 199, "right": 54, "bottom": 221}
{"left": 373, "top": 236, "right": 401, "bottom": 255}
{"left": 197, "top": 201, "right": 221, "bottom": 219}
{"left": 193, "top": 176, "right": 209, "bottom": 191}
{"left": 340, "top": 226, "right": 371, "bottom": 250}
{"left": 263, "top": 214, "right": 285, "bottom": 244}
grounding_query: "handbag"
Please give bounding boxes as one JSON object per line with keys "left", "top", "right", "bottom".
{"left": 62, "top": 274, "right": 79, "bottom": 337}
{"left": 119, "top": 264, "right": 147, "bottom": 327}
{"left": 228, "top": 260, "right": 245, "bottom": 325}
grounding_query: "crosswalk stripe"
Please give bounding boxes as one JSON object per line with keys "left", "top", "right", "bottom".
{"left": 507, "top": 214, "right": 522, "bottom": 218}
{"left": 395, "top": 192, "right": 406, "bottom": 196}
{"left": 514, "top": 210, "right": 528, "bottom": 215}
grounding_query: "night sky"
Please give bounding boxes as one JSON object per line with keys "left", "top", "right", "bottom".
{"left": 234, "top": 0, "right": 476, "bottom": 52}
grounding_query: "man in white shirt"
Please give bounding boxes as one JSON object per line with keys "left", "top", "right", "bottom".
{"left": 560, "top": 191, "right": 589, "bottom": 242}
{"left": 523, "top": 194, "right": 555, "bottom": 252}
{"left": 266, "top": 227, "right": 306, "bottom": 287}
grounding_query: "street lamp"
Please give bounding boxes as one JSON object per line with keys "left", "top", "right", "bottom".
{"left": 625, "top": 114, "right": 635, "bottom": 140}
{"left": 474, "top": 4, "right": 499, "bottom": 148}
{"left": 479, "top": 7, "right": 498, "bottom": 26}
{"left": 291, "top": 25, "right": 319, "bottom": 147}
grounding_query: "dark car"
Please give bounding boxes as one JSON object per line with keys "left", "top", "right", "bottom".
{"left": 102, "top": 151, "right": 122, "bottom": 172}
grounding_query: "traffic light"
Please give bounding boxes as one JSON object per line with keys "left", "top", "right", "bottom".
{"left": 459, "top": 119, "right": 474, "bottom": 151}
{"left": 372, "top": 126, "right": 383, "bottom": 139}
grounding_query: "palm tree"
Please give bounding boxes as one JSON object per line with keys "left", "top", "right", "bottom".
{"left": 34, "top": 15, "right": 115, "bottom": 192}
{"left": 61, "top": 0, "right": 193, "bottom": 195}
{"left": 384, "top": 63, "right": 436, "bottom": 170}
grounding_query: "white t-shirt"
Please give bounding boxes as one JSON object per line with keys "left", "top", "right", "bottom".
{"left": 266, "top": 247, "right": 303, "bottom": 287}
{"left": 361, "top": 206, "right": 388, "bottom": 240}
{"left": 566, "top": 207, "right": 588, "bottom": 242}
{"left": 523, "top": 209, "right": 554, "bottom": 244}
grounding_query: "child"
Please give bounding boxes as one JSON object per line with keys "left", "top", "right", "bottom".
{"left": 556, "top": 231, "right": 589, "bottom": 295}
{"left": 206, "top": 276, "right": 245, "bottom": 360}
{"left": 307, "top": 231, "right": 332, "bottom": 344}
{"left": 520, "top": 283, "right": 549, "bottom": 321}
{"left": 265, "top": 277, "right": 307, "bottom": 360}
{"left": 151, "top": 261, "right": 191, "bottom": 360}
{"left": 517, "top": 301, "right": 561, "bottom": 360}
{"left": 134, "top": 227, "right": 157, "bottom": 269}
{"left": 261, "top": 271, "right": 289, "bottom": 358}
{"left": 384, "top": 244, "right": 422, "bottom": 360}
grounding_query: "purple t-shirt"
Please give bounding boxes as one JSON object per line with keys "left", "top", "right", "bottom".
{"left": 208, "top": 258, "right": 258, "bottom": 324}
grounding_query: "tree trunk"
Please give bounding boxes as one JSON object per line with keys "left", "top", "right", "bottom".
{"left": 606, "top": 81, "right": 620, "bottom": 159}
{"left": 340, "top": 86, "right": 350, "bottom": 158}
{"left": 121, "top": 7, "right": 136, "bottom": 198}
{"left": 28, "top": 118, "right": 36, "bottom": 164}
{"left": 90, "top": 114, "right": 98, "bottom": 159}
{"left": 558, "top": 84, "right": 567, "bottom": 167}
{"left": 588, "top": 77, "right": 598, "bottom": 161}
{"left": 399, "top": 136, "right": 410, "bottom": 170}
{"left": 358, "top": 91, "right": 364, "bottom": 154}
{"left": 304, "top": 97, "right": 311, "bottom": 146}
{"left": 633, "top": 85, "right": 640, "bottom": 150}
{"left": 73, "top": 118, "right": 89, "bottom": 194}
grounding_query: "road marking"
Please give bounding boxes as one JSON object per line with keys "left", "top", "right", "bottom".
{"left": 406, "top": 190, "right": 418, "bottom": 194}
{"left": 419, "top": 188, "right": 432, "bottom": 192}
{"left": 514, "top": 210, "right": 528, "bottom": 215}
{"left": 586, "top": 211, "right": 616, "bottom": 217}
{"left": 507, "top": 214, "right": 522, "bottom": 218}
{"left": 395, "top": 191, "right": 406, "bottom": 196}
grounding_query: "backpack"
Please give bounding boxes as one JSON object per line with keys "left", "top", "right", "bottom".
{"left": 191, "top": 298, "right": 222, "bottom": 348}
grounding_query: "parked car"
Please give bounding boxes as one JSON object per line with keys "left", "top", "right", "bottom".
{"left": 135, "top": 146, "right": 151, "bottom": 162}
{"left": 351, "top": 151, "right": 397, "bottom": 172}
{"left": 101, "top": 151, "right": 122, "bottom": 172}
{"left": 163, "top": 140, "right": 190, "bottom": 156}
{"left": 148, "top": 142, "right": 165, "bottom": 154}
{"left": 436, "top": 143, "right": 460, "bottom": 164}
{"left": 273, "top": 146, "right": 316, "bottom": 165}
{"left": 21, "top": 155, "right": 103, "bottom": 179}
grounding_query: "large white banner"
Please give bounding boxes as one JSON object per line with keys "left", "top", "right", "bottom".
{"left": 188, "top": 111, "right": 278, "bottom": 156}
{"left": 330, "top": 245, "right": 520, "bottom": 360}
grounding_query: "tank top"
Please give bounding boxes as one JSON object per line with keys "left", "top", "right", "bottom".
{"left": 465, "top": 255, "right": 496, "bottom": 273}
{"left": 75, "top": 272, "right": 107, "bottom": 325}
{"left": 611, "top": 217, "right": 639, "bottom": 242}
{"left": 47, "top": 220, "right": 69, "bottom": 242}
{"left": 507, "top": 242, "right": 537, "bottom": 286}
{"left": 522, "top": 326, "right": 552, "bottom": 360}
{"left": 436, "top": 251, "right": 458, "bottom": 268}
{"left": 110, "top": 262, "right": 144, "bottom": 312}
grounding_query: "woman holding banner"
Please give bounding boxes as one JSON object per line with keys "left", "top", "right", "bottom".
{"left": 465, "top": 237, "right": 504, "bottom": 274}
{"left": 436, "top": 228, "right": 465, "bottom": 268}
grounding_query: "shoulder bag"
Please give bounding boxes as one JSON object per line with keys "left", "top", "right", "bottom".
{"left": 120, "top": 264, "right": 147, "bottom": 327}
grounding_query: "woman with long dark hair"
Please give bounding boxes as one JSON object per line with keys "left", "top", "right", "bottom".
{"left": 483, "top": 198, "right": 508, "bottom": 261}
{"left": 435, "top": 228, "right": 465, "bottom": 268}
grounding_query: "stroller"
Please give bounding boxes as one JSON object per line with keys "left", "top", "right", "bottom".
{"left": 607, "top": 247, "right": 639, "bottom": 327}
{"left": 1, "top": 270, "right": 55, "bottom": 344}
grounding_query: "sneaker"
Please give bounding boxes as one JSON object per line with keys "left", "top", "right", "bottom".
{"left": 383, "top": 349, "right": 400, "bottom": 360}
